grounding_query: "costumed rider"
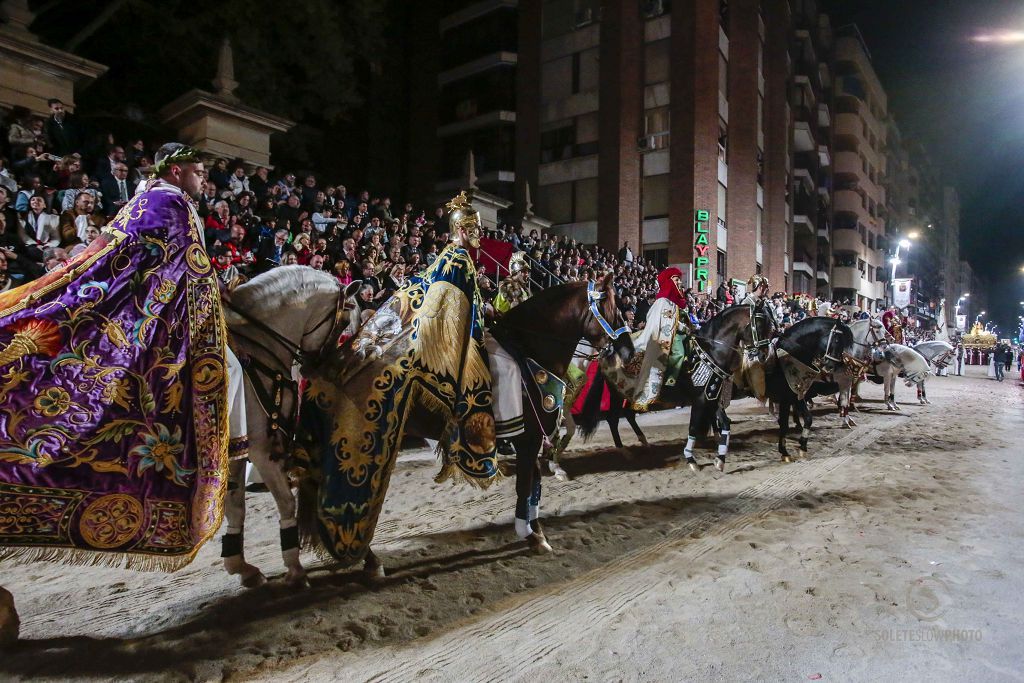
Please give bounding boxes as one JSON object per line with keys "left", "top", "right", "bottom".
{"left": 625, "top": 266, "right": 691, "bottom": 410}
{"left": 493, "top": 251, "right": 532, "bottom": 315}
{"left": 143, "top": 144, "right": 249, "bottom": 461}
{"left": 443, "top": 193, "right": 527, "bottom": 461}
{"left": 881, "top": 305, "right": 904, "bottom": 344}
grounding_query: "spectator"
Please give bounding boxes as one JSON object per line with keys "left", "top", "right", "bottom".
{"left": 228, "top": 164, "right": 250, "bottom": 196}
{"left": 94, "top": 144, "right": 126, "bottom": 183}
{"left": 58, "top": 192, "right": 103, "bottom": 246}
{"left": 255, "top": 228, "right": 288, "bottom": 273}
{"left": 22, "top": 194, "right": 60, "bottom": 248}
{"left": 249, "top": 166, "right": 270, "bottom": 200}
{"left": 101, "top": 163, "right": 135, "bottom": 217}
{"left": 43, "top": 99, "right": 82, "bottom": 156}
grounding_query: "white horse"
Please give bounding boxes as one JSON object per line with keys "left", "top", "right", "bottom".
{"left": 222, "top": 266, "right": 362, "bottom": 588}
{"left": 834, "top": 317, "right": 890, "bottom": 427}
{"left": 873, "top": 343, "right": 932, "bottom": 411}
{"left": 911, "top": 340, "right": 954, "bottom": 404}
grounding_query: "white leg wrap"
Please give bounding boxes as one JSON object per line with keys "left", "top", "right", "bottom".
{"left": 515, "top": 517, "right": 533, "bottom": 538}
{"left": 718, "top": 431, "right": 730, "bottom": 457}
{"left": 684, "top": 436, "right": 696, "bottom": 459}
{"left": 528, "top": 504, "right": 539, "bottom": 522}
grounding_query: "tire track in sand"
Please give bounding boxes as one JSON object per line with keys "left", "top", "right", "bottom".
{"left": 283, "top": 424, "right": 887, "bottom": 683}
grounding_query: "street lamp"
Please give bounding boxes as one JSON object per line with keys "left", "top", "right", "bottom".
{"left": 889, "top": 237, "right": 914, "bottom": 307}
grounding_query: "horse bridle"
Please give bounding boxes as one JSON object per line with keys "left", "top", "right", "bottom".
{"left": 586, "top": 281, "right": 629, "bottom": 340}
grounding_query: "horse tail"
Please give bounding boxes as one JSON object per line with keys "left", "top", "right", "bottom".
{"left": 576, "top": 370, "right": 608, "bottom": 440}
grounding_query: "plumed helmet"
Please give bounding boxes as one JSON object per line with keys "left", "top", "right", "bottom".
{"left": 747, "top": 275, "right": 769, "bottom": 292}
{"left": 508, "top": 251, "right": 530, "bottom": 276}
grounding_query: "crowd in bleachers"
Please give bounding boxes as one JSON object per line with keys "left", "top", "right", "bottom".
{"left": 1, "top": 100, "right": 938, "bottom": 340}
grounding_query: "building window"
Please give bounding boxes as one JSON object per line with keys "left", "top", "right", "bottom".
{"left": 717, "top": 250, "right": 728, "bottom": 287}
{"left": 540, "top": 123, "right": 576, "bottom": 163}
{"left": 643, "top": 106, "right": 670, "bottom": 149}
{"left": 642, "top": 174, "right": 669, "bottom": 219}
{"left": 717, "top": 182, "right": 727, "bottom": 226}
{"left": 571, "top": 52, "right": 581, "bottom": 94}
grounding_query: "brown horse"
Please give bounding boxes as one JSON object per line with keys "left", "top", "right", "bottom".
{"left": 298, "top": 273, "right": 634, "bottom": 574}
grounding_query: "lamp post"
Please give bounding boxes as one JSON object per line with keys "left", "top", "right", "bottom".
{"left": 955, "top": 292, "right": 970, "bottom": 331}
{"left": 889, "top": 237, "right": 913, "bottom": 308}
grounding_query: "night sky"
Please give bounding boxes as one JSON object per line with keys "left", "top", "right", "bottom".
{"left": 825, "top": 0, "right": 1024, "bottom": 335}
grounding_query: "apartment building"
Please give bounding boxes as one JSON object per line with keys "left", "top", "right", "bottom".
{"left": 790, "top": 0, "right": 833, "bottom": 297}
{"left": 831, "top": 27, "right": 888, "bottom": 312}
{"left": 408, "top": 0, "right": 799, "bottom": 292}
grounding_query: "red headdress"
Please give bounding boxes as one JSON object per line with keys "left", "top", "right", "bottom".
{"left": 655, "top": 267, "right": 688, "bottom": 309}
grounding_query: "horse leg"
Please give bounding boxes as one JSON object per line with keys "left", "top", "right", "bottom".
{"left": 606, "top": 410, "right": 624, "bottom": 450}
{"left": 526, "top": 461, "right": 552, "bottom": 552}
{"left": 222, "top": 457, "right": 266, "bottom": 588}
{"left": 625, "top": 408, "right": 649, "bottom": 447}
{"left": 714, "top": 406, "right": 730, "bottom": 472}
{"left": 363, "top": 549, "right": 385, "bottom": 580}
{"left": 680, "top": 403, "right": 703, "bottom": 472}
{"left": 778, "top": 401, "right": 792, "bottom": 462}
{"left": 0, "top": 586, "right": 18, "bottom": 648}
{"left": 797, "top": 400, "right": 812, "bottom": 458}
{"left": 513, "top": 431, "right": 550, "bottom": 553}
{"left": 918, "top": 381, "right": 929, "bottom": 405}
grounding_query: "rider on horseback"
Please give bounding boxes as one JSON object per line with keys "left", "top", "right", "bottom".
{"left": 493, "top": 251, "right": 532, "bottom": 315}
{"left": 442, "top": 193, "right": 526, "bottom": 451}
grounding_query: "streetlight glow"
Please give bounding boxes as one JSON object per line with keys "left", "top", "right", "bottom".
{"left": 899, "top": 239, "right": 911, "bottom": 248}
{"left": 907, "top": 231, "right": 920, "bottom": 240}
{"left": 971, "top": 30, "right": 1024, "bottom": 44}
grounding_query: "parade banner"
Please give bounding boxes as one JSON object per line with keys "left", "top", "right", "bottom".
{"left": 956, "top": 314, "right": 967, "bottom": 332}
{"left": 893, "top": 278, "right": 913, "bottom": 309}
{"left": 474, "top": 238, "right": 514, "bottom": 278}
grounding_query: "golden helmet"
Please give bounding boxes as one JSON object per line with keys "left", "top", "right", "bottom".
{"left": 446, "top": 191, "right": 482, "bottom": 248}
{"left": 747, "top": 275, "right": 770, "bottom": 293}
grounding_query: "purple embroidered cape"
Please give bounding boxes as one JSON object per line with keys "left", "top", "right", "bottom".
{"left": 0, "top": 185, "right": 229, "bottom": 571}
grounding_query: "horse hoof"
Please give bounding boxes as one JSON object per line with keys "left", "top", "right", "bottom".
{"left": 241, "top": 569, "right": 267, "bottom": 589}
{"left": 284, "top": 571, "right": 310, "bottom": 589}
{"left": 781, "top": 455, "right": 792, "bottom": 463}
{"left": 714, "top": 458, "right": 726, "bottom": 473}
{"left": 527, "top": 532, "right": 553, "bottom": 554}
{"left": 797, "top": 449, "right": 809, "bottom": 459}
{"left": 639, "top": 439, "right": 650, "bottom": 448}
{"left": 687, "top": 459, "right": 698, "bottom": 472}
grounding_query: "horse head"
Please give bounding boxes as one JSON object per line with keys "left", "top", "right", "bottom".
{"left": 584, "top": 273, "right": 635, "bottom": 365}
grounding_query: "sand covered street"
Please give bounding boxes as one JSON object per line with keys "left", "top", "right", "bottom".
{"left": 2, "top": 366, "right": 1022, "bottom": 681}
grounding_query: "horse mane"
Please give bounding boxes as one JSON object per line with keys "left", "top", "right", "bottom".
{"left": 698, "top": 304, "right": 751, "bottom": 339}
{"left": 232, "top": 265, "right": 340, "bottom": 314}
{"left": 493, "top": 280, "right": 589, "bottom": 338}
{"left": 779, "top": 317, "right": 853, "bottom": 359}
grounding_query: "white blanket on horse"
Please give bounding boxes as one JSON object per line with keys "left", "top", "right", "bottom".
{"left": 485, "top": 332, "right": 524, "bottom": 438}
{"left": 604, "top": 297, "right": 680, "bottom": 410}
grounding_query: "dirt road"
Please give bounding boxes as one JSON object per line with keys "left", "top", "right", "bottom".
{"left": 2, "top": 366, "right": 1022, "bottom": 681}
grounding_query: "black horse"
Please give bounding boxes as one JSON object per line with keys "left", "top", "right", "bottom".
{"left": 577, "top": 303, "right": 774, "bottom": 472}
{"left": 730, "top": 316, "right": 853, "bottom": 461}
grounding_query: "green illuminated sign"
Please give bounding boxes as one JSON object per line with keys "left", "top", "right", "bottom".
{"left": 694, "top": 209, "right": 710, "bottom": 291}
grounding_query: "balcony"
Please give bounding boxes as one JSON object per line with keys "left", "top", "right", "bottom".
{"left": 817, "top": 270, "right": 830, "bottom": 283}
{"left": 834, "top": 189, "right": 862, "bottom": 216}
{"left": 834, "top": 151, "right": 861, "bottom": 179}
{"left": 817, "top": 227, "right": 830, "bottom": 243}
{"left": 817, "top": 102, "right": 831, "bottom": 128}
{"left": 832, "top": 227, "right": 863, "bottom": 254}
{"left": 794, "top": 260, "right": 815, "bottom": 277}
{"left": 794, "top": 121, "right": 815, "bottom": 153}
{"left": 818, "top": 144, "right": 831, "bottom": 168}
{"left": 832, "top": 266, "right": 862, "bottom": 291}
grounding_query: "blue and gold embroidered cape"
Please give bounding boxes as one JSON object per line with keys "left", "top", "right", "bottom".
{"left": 296, "top": 243, "right": 500, "bottom": 565}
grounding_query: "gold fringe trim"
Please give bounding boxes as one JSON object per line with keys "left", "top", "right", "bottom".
{"left": 0, "top": 545, "right": 195, "bottom": 573}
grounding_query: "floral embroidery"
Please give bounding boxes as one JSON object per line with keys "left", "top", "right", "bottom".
{"left": 34, "top": 387, "right": 72, "bottom": 417}
{"left": 129, "top": 424, "right": 194, "bottom": 485}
